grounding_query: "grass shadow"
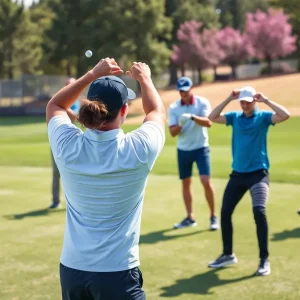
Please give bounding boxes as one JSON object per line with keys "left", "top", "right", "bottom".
{"left": 4, "top": 207, "right": 65, "bottom": 220}
{"left": 140, "top": 228, "right": 208, "bottom": 244}
{"left": 160, "top": 268, "right": 254, "bottom": 297}
{"left": 271, "top": 227, "right": 300, "bottom": 241}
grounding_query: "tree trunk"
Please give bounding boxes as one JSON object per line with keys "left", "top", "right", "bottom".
{"left": 197, "top": 68, "right": 202, "bottom": 85}
{"left": 66, "top": 62, "right": 72, "bottom": 77}
{"left": 8, "top": 39, "right": 14, "bottom": 79}
{"left": 76, "top": 56, "right": 86, "bottom": 78}
{"left": 213, "top": 66, "right": 217, "bottom": 81}
{"left": 169, "top": 60, "right": 178, "bottom": 85}
{"left": 180, "top": 65, "right": 185, "bottom": 77}
{"left": 266, "top": 56, "right": 272, "bottom": 75}
{"left": 230, "top": 64, "right": 237, "bottom": 79}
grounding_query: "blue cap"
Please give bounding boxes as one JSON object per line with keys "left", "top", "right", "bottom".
{"left": 87, "top": 76, "right": 136, "bottom": 112}
{"left": 177, "top": 77, "right": 193, "bottom": 91}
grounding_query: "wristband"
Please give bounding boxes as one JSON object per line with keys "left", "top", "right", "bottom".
{"left": 191, "top": 114, "right": 195, "bottom": 121}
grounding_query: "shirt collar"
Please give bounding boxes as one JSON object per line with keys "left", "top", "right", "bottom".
{"left": 84, "top": 128, "right": 124, "bottom": 142}
{"left": 181, "top": 95, "right": 194, "bottom": 106}
{"left": 242, "top": 108, "right": 258, "bottom": 118}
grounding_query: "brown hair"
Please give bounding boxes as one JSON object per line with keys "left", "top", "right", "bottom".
{"left": 77, "top": 98, "right": 119, "bottom": 129}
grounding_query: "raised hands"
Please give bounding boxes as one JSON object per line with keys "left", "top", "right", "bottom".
{"left": 126, "top": 62, "right": 151, "bottom": 81}
{"left": 91, "top": 58, "right": 123, "bottom": 78}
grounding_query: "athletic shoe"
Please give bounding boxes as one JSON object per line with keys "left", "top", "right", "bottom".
{"left": 256, "top": 259, "right": 271, "bottom": 276}
{"left": 208, "top": 253, "right": 238, "bottom": 268}
{"left": 173, "top": 217, "right": 197, "bottom": 229}
{"left": 210, "top": 216, "right": 219, "bottom": 231}
{"left": 49, "top": 201, "right": 61, "bottom": 209}
{"left": 297, "top": 209, "right": 300, "bottom": 215}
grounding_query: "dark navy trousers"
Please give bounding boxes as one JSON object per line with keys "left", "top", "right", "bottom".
{"left": 60, "top": 264, "right": 145, "bottom": 300}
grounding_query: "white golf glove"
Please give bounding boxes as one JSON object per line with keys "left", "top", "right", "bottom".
{"left": 179, "top": 113, "right": 193, "bottom": 127}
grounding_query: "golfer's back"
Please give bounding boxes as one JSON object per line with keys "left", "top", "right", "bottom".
{"left": 48, "top": 115, "right": 165, "bottom": 272}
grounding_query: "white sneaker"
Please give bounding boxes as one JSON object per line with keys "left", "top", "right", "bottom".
{"left": 208, "top": 254, "right": 238, "bottom": 268}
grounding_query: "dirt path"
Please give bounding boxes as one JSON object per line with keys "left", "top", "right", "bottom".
{"left": 127, "top": 73, "right": 300, "bottom": 124}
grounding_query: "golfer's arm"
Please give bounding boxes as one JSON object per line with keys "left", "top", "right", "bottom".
{"left": 208, "top": 97, "right": 232, "bottom": 124}
{"left": 66, "top": 108, "right": 77, "bottom": 122}
{"left": 46, "top": 71, "right": 96, "bottom": 124}
{"left": 265, "top": 99, "right": 290, "bottom": 123}
{"left": 193, "top": 116, "right": 212, "bottom": 127}
{"left": 138, "top": 76, "right": 166, "bottom": 130}
{"left": 169, "top": 125, "right": 181, "bottom": 137}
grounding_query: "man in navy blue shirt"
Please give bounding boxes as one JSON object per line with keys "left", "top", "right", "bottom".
{"left": 207, "top": 86, "right": 290, "bottom": 276}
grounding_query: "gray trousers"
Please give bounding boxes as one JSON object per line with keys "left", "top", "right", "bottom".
{"left": 51, "top": 151, "right": 60, "bottom": 203}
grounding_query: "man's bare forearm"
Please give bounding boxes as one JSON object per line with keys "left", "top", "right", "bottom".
{"left": 138, "top": 76, "right": 165, "bottom": 116}
{"left": 169, "top": 125, "right": 181, "bottom": 137}
{"left": 209, "top": 97, "right": 231, "bottom": 121}
{"left": 193, "top": 116, "right": 212, "bottom": 127}
{"left": 265, "top": 99, "right": 290, "bottom": 119}
{"left": 48, "top": 72, "right": 96, "bottom": 110}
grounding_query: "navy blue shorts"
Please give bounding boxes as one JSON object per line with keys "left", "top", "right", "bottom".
{"left": 60, "top": 263, "right": 145, "bottom": 300}
{"left": 177, "top": 147, "right": 211, "bottom": 179}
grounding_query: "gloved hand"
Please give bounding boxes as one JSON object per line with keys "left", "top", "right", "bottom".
{"left": 179, "top": 113, "right": 193, "bottom": 127}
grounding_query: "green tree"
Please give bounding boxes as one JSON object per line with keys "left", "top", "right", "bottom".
{"left": 0, "top": 0, "right": 42, "bottom": 78}
{"left": 94, "top": 0, "right": 172, "bottom": 76}
{"left": 45, "top": 0, "right": 100, "bottom": 77}
{"left": 166, "top": 0, "right": 220, "bottom": 84}
{"left": 216, "top": 0, "right": 269, "bottom": 29}
{"left": 271, "top": 0, "right": 300, "bottom": 68}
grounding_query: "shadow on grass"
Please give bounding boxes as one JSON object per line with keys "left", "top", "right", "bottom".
{"left": 271, "top": 228, "right": 300, "bottom": 241}
{"left": 4, "top": 207, "right": 65, "bottom": 220}
{"left": 0, "top": 116, "right": 45, "bottom": 126}
{"left": 160, "top": 268, "right": 254, "bottom": 297}
{"left": 140, "top": 228, "right": 208, "bottom": 244}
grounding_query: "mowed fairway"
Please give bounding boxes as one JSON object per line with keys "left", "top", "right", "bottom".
{"left": 0, "top": 115, "right": 300, "bottom": 299}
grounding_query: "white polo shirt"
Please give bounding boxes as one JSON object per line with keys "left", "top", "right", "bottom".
{"left": 48, "top": 115, "right": 165, "bottom": 272}
{"left": 168, "top": 95, "right": 211, "bottom": 151}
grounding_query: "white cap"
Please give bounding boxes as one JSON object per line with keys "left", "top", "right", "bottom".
{"left": 238, "top": 86, "right": 256, "bottom": 102}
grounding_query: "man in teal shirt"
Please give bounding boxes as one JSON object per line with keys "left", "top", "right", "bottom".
{"left": 207, "top": 86, "right": 290, "bottom": 276}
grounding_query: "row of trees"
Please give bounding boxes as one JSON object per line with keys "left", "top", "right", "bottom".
{"left": 172, "top": 9, "right": 297, "bottom": 82}
{"left": 0, "top": 0, "right": 299, "bottom": 84}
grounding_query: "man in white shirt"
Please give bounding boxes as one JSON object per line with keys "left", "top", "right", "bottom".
{"left": 168, "top": 77, "right": 219, "bottom": 231}
{"left": 46, "top": 58, "right": 165, "bottom": 300}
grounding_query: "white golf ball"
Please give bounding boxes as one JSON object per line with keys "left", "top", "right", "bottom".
{"left": 85, "top": 50, "right": 92, "bottom": 58}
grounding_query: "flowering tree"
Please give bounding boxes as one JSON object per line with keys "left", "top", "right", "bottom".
{"left": 217, "top": 27, "right": 252, "bottom": 78}
{"left": 171, "top": 21, "right": 224, "bottom": 83}
{"left": 245, "top": 9, "right": 297, "bottom": 74}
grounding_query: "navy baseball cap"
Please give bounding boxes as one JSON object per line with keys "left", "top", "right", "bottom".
{"left": 177, "top": 76, "right": 193, "bottom": 91}
{"left": 87, "top": 76, "right": 136, "bottom": 112}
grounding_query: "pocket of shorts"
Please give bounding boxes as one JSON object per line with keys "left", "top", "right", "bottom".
{"left": 129, "top": 267, "right": 143, "bottom": 288}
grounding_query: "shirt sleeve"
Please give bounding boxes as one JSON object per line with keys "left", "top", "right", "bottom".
{"left": 262, "top": 111, "right": 275, "bottom": 126}
{"left": 199, "top": 98, "right": 211, "bottom": 117}
{"left": 225, "top": 112, "right": 236, "bottom": 126}
{"left": 168, "top": 106, "right": 178, "bottom": 127}
{"left": 48, "top": 115, "right": 82, "bottom": 158}
{"left": 128, "top": 121, "right": 165, "bottom": 170}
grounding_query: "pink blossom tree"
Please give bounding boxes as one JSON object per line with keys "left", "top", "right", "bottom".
{"left": 171, "top": 20, "right": 224, "bottom": 83}
{"left": 217, "top": 27, "right": 252, "bottom": 79}
{"left": 245, "top": 9, "right": 297, "bottom": 74}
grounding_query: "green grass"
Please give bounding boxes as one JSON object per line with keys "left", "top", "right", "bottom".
{"left": 0, "top": 116, "right": 299, "bottom": 183}
{"left": 0, "top": 116, "right": 300, "bottom": 299}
